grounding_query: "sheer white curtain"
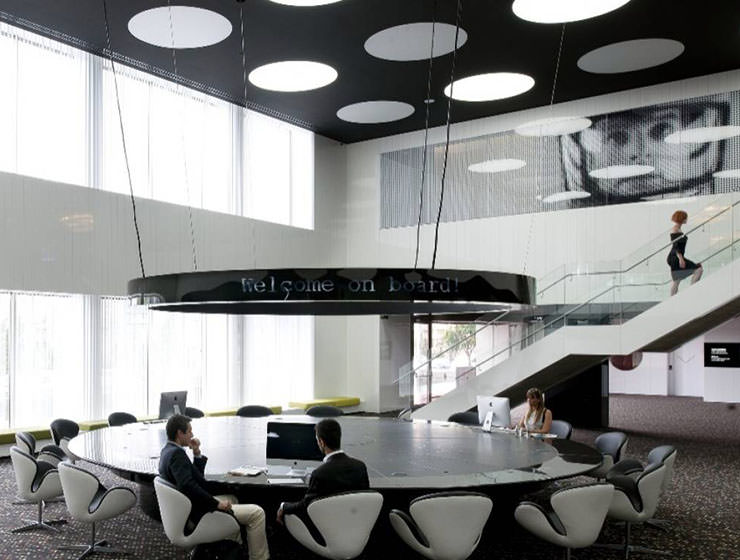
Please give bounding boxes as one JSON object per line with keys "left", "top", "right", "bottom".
{"left": 242, "top": 316, "right": 314, "bottom": 405}
{"left": 0, "top": 23, "right": 87, "bottom": 186}
{"left": 101, "top": 63, "right": 233, "bottom": 213}
{"left": 0, "top": 293, "right": 10, "bottom": 427}
{"left": 12, "top": 292, "right": 85, "bottom": 427}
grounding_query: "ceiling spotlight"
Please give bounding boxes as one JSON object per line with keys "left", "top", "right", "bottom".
{"left": 542, "top": 191, "right": 591, "bottom": 203}
{"left": 336, "top": 101, "right": 415, "bottom": 124}
{"left": 512, "top": 0, "right": 631, "bottom": 23}
{"left": 589, "top": 165, "right": 654, "bottom": 179}
{"left": 365, "top": 23, "right": 468, "bottom": 62}
{"left": 444, "top": 72, "right": 535, "bottom": 102}
{"left": 514, "top": 116, "right": 592, "bottom": 136}
{"left": 468, "top": 159, "right": 526, "bottom": 173}
{"left": 268, "top": 0, "right": 345, "bottom": 5}
{"left": 128, "top": 6, "right": 232, "bottom": 48}
{"left": 577, "top": 39, "right": 684, "bottom": 74}
{"left": 248, "top": 61, "right": 338, "bottom": 92}
{"left": 664, "top": 126, "right": 740, "bottom": 144}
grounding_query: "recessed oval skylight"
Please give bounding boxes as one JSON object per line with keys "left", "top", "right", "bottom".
{"left": 468, "top": 159, "right": 526, "bottom": 173}
{"left": 713, "top": 169, "right": 740, "bottom": 179}
{"left": 249, "top": 61, "right": 338, "bottom": 92}
{"left": 542, "top": 191, "right": 591, "bottom": 203}
{"left": 512, "top": 0, "right": 631, "bottom": 23}
{"left": 336, "top": 101, "right": 415, "bottom": 123}
{"left": 664, "top": 126, "right": 740, "bottom": 144}
{"left": 444, "top": 73, "right": 534, "bottom": 102}
{"left": 128, "top": 6, "right": 232, "bottom": 48}
{"left": 268, "top": 0, "right": 344, "bottom": 5}
{"left": 515, "top": 116, "right": 592, "bottom": 136}
{"left": 364, "top": 23, "right": 468, "bottom": 62}
{"left": 589, "top": 165, "right": 654, "bottom": 179}
{"left": 578, "top": 39, "right": 684, "bottom": 74}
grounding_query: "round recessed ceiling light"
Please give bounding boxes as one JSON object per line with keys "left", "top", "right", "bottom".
{"left": 542, "top": 191, "right": 591, "bottom": 203}
{"left": 664, "top": 126, "right": 740, "bottom": 144}
{"left": 444, "top": 72, "right": 535, "bottom": 102}
{"left": 337, "top": 101, "right": 415, "bottom": 123}
{"left": 713, "top": 169, "right": 740, "bottom": 179}
{"left": 268, "top": 0, "right": 344, "bottom": 5}
{"left": 128, "top": 6, "right": 232, "bottom": 48}
{"left": 249, "top": 61, "right": 337, "bottom": 92}
{"left": 468, "top": 159, "right": 526, "bottom": 173}
{"left": 365, "top": 23, "right": 468, "bottom": 62}
{"left": 577, "top": 38, "right": 684, "bottom": 74}
{"left": 515, "top": 116, "right": 592, "bottom": 136}
{"left": 512, "top": 0, "right": 631, "bottom": 23}
{"left": 589, "top": 165, "right": 654, "bottom": 179}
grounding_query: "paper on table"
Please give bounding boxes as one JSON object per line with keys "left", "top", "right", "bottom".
{"left": 229, "top": 466, "right": 266, "bottom": 476}
{"left": 267, "top": 477, "right": 304, "bottom": 485}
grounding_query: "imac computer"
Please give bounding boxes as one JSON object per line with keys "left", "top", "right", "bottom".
{"left": 476, "top": 395, "right": 511, "bottom": 428}
{"left": 158, "top": 391, "right": 188, "bottom": 419}
{"left": 266, "top": 421, "right": 323, "bottom": 477}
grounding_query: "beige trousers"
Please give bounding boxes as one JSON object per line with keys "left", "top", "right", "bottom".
{"left": 215, "top": 494, "right": 270, "bottom": 560}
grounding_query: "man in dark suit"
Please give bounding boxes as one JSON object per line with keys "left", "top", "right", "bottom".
{"left": 159, "top": 414, "right": 270, "bottom": 560}
{"left": 276, "top": 418, "right": 369, "bottom": 523}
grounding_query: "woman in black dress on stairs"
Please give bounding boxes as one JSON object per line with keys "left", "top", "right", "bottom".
{"left": 667, "top": 210, "right": 702, "bottom": 296}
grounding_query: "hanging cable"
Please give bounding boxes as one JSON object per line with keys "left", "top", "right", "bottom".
{"left": 430, "top": 0, "right": 462, "bottom": 270}
{"left": 102, "top": 0, "right": 146, "bottom": 279}
{"left": 413, "top": 1, "right": 438, "bottom": 270}
{"left": 522, "top": 23, "right": 566, "bottom": 275}
{"left": 166, "top": 0, "right": 198, "bottom": 272}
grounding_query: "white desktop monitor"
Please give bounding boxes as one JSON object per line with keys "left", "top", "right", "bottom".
{"left": 476, "top": 395, "right": 511, "bottom": 427}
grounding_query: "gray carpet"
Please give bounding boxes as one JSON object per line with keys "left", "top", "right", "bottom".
{"left": 0, "top": 394, "right": 738, "bottom": 559}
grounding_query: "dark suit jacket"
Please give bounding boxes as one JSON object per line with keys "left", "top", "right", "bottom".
{"left": 159, "top": 441, "right": 219, "bottom": 524}
{"left": 282, "top": 451, "right": 370, "bottom": 516}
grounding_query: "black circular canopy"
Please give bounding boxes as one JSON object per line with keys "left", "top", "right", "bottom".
{"left": 127, "top": 268, "right": 536, "bottom": 315}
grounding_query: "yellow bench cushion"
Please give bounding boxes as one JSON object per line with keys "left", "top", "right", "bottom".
{"left": 288, "top": 397, "right": 360, "bottom": 410}
{"left": 0, "top": 427, "right": 52, "bottom": 445}
{"left": 78, "top": 420, "right": 110, "bottom": 432}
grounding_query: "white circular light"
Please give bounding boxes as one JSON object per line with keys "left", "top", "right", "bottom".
{"left": 128, "top": 6, "right": 231, "bottom": 48}
{"left": 664, "top": 126, "right": 740, "bottom": 144}
{"left": 365, "top": 23, "right": 468, "bottom": 62}
{"left": 249, "top": 61, "right": 337, "bottom": 92}
{"left": 336, "top": 101, "right": 415, "bottom": 123}
{"left": 468, "top": 159, "right": 526, "bottom": 173}
{"left": 589, "top": 165, "right": 654, "bottom": 179}
{"left": 714, "top": 169, "right": 740, "bottom": 179}
{"left": 512, "top": 0, "right": 631, "bottom": 23}
{"left": 515, "top": 116, "right": 592, "bottom": 136}
{"left": 269, "top": 0, "right": 344, "bottom": 5}
{"left": 578, "top": 39, "right": 684, "bottom": 74}
{"left": 444, "top": 73, "right": 534, "bottom": 102}
{"left": 542, "top": 191, "right": 591, "bottom": 203}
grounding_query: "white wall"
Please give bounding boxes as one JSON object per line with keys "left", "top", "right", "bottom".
{"left": 609, "top": 353, "right": 669, "bottom": 396}
{"left": 703, "top": 316, "right": 740, "bottom": 402}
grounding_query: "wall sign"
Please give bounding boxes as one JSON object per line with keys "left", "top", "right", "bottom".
{"left": 704, "top": 343, "right": 740, "bottom": 368}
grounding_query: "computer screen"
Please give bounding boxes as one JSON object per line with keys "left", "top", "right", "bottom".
{"left": 476, "top": 395, "right": 511, "bottom": 427}
{"left": 158, "top": 391, "right": 188, "bottom": 419}
{"left": 266, "top": 421, "right": 323, "bottom": 461}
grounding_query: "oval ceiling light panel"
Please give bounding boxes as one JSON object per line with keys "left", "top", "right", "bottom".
{"left": 444, "top": 73, "right": 535, "bottom": 102}
{"left": 713, "top": 169, "right": 740, "bottom": 179}
{"left": 512, "top": 0, "right": 631, "bottom": 23}
{"left": 268, "top": 0, "right": 344, "bottom": 5}
{"left": 664, "top": 126, "right": 740, "bottom": 144}
{"left": 468, "top": 159, "right": 526, "bottom": 173}
{"left": 589, "top": 164, "right": 654, "bottom": 179}
{"left": 365, "top": 23, "right": 468, "bottom": 62}
{"left": 128, "top": 6, "right": 232, "bottom": 48}
{"left": 578, "top": 39, "right": 684, "bottom": 74}
{"left": 515, "top": 116, "right": 592, "bottom": 136}
{"left": 542, "top": 191, "right": 591, "bottom": 203}
{"left": 337, "top": 101, "right": 415, "bottom": 123}
{"left": 249, "top": 61, "right": 338, "bottom": 92}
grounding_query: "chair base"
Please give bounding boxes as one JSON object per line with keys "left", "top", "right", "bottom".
{"left": 12, "top": 519, "right": 67, "bottom": 533}
{"left": 645, "top": 518, "right": 670, "bottom": 532}
{"left": 58, "top": 541, "right": 126, "bottom": 560}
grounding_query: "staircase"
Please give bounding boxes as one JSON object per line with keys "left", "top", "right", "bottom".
{"left": 409, "top": 195, "right": 740, "bottom": 421}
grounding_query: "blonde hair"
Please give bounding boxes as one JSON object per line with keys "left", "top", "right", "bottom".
{"left": 525, "top": 387, "right": 546, "bottom": 424}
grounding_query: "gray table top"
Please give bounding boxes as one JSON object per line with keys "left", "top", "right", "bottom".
{"left": 69, "top": 416, "right": 602, "bottom": 489}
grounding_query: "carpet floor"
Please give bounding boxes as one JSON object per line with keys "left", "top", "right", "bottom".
{"left": 0, "top": 394, "right": 737, "bottom": 559}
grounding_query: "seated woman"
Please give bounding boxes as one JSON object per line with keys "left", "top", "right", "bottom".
{"left": 516, "top": 387, "right": 552, "bottom": 434}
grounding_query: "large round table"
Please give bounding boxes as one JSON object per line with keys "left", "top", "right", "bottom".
{"left": 69, "top": 415, "right": 602, "bottom": 518}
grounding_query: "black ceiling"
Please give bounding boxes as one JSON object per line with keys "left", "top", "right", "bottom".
{"left": 1, "top": 0, "right": 740, "bottom": 144}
